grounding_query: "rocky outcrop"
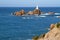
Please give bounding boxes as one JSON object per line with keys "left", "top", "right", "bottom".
{"left": 27, "top": 9, "right": 41, "bottom": 15}
{"left": 33, "top": 9, "right": 41, "bottom": 15}
{"left": 32, "top": 22, "right": 60, "bottom": 40}
{"left": 14, "top": 9, "right": 41, "bottom": 16}
{"left": 14, "top": 10, "right": 25, "bottom": 16}
{"left": 13, "top": 6, "right": 41, "bottom": 16}
{"left": 33, "top": 5, "right": 41, "bottom": 15}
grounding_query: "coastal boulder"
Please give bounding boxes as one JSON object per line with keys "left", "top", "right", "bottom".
{"left": 15, "top": 12, "right": 21, "bottom": 16}
{"left": 50, "top": 24, "right": 55, "bottom": 30}
{"left": 15, "top": 9, "right": 25, "bottom": 16}
{"left": 33, "top": 9, "right": 41, "bottom": 15}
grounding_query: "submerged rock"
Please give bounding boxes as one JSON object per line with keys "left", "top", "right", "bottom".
{"left": 48, "top": 12, "right": 55, "bottom": 15}
{"left": 32, "top": 22, "right": 60, "bottom": 40}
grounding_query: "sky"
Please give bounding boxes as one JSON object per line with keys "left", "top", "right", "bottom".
{"left": 0, "top": 0, "right": 60, "bottom": 7}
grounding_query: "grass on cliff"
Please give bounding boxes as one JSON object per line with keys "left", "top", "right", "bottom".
{"left": 39, "top": 34, "right": 45, "bottom": 38}
{"left": 32, "top": 35, "right": 39, "bottom": 40}
{"left": 33, "top": 34, "right": 45, "bottom": 40}
{"left": 56, "top": 22, "right": 60, "bottom": 28}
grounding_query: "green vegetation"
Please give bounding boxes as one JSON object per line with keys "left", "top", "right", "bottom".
{"left": 33, "top": 35, "right": 39, "bottom": 40}
{"left": 33, "top": 34, "right": 45, "bottom": 40}
{"left": 56, "top": 22, "right": 60, "bottom": 28}
{"left": 39, "top": 34, "right": 45, "bottom": 38}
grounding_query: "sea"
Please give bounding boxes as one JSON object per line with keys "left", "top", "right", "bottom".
{"left": 0, "top": 7, "right": 60, "bottom": 40}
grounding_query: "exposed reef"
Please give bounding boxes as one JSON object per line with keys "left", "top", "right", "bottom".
{"left": 32, "top": 22, "right": 60, "bottom": 40}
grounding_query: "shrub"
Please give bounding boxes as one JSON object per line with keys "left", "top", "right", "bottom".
{"left": 56, "top": 22, "right": 60, "bottom": 28}
{"left": 39, "top": 34, "right": 45, "bottom": 38}
{"left": 33, "top": 35, "right": 39, "bottom": 40}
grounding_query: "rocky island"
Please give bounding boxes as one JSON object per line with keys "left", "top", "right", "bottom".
{"left": 32, "top": 22, "right": 60, "bottom": 40}
{"left": 13, "top": 6, "right": 41, "bottom": 16}
{"left": 12, "top": 6, "right": 56, "bottom": 16}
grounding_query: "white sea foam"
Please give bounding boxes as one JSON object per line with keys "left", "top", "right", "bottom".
{"left": 22, "top": 17, "right": 26, "bottom": 19}
{"left": 55, "top": 13, "right": 60, "bottom": 15}
{"left": 41, "top": 13, "right": 49, "bottom": 15}
{"left": 40, "top": 16, "right": 46, "bottom": 17}
{"left": 36, "top": 15, "right": 46, "bottom": 17}
{"left": 22, "top": 17, "right": 33, "bottom": 19}
{"left": 27, "top": 17, "right": 30, "bottom": 19}
{"left": 55, "top": 16, "right": 60, "bottom": 18}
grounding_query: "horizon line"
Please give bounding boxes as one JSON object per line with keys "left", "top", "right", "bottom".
{"left": 0, "top": 6, "right": 60, "bottom": 7}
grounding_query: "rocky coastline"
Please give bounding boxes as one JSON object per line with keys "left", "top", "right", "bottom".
{"left": 32, "top": 22, "right": 60, "bottom": 40}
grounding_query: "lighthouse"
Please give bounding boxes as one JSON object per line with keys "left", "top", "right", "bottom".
{"left": 36, "top": 5, "right": 39, "bottom": 9}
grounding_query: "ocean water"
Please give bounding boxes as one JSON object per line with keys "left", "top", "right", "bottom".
{"left": 0, "top": 7, "right": 60, "bottom": 40}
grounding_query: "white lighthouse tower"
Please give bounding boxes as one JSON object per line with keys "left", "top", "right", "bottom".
{"left": 36, "top": 5, "right": 39, "bottom": 9}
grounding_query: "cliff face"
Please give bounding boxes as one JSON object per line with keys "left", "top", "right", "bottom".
{"left": 33, "top": 22, "right": 60, "bottom": 40}
{"left": 38, "top": 27, "right": 60, "bottom": 40}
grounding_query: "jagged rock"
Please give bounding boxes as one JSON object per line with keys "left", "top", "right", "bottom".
{"left": 50, "top": 24, "right": 55, "bottom": 30}
{"left": 15, "top": 12, "right": 21, "bottom": 16}
{"left": 33, "top": 9, "right": 41, "bottom": 15}
{"left": 32, "top": 22, "right": 60, "bottom": 40}
{"left": 27, "top": 6, "right": 41, "bottom": 15}
{"left": 33, "top": 5, "right": 41, "bottom": 15}
{"left": 13, "top": 6, "right": 42, "bottom": 16}
{"left": 14, "top": 9, "right": 25, "bottom": 16}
